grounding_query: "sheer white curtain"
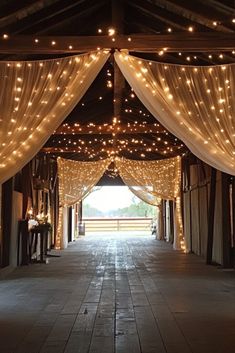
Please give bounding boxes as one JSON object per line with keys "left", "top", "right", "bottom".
{"left": 0, "top": 50, "right": 110, "bottom": 184}
{"left": 57, "top": 157, "right": 111, "bottom": 248}
{"left": 57, "top": 157, "right": 111, "bottom": 207}
{"left": 115, "top": 52, "right": 235, "bottom": 175}
{"left": 115, "top": 156, "right": 183, "bottom": 249}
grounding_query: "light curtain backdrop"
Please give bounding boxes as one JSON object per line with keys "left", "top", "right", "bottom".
{"left": 57, "top": 156, "right": 183, "bottom": 250}
{"left": 115, "top": 51, "right": 235, "bottom": 175}
{"left": 115, "top": 156, "right": 183, "bottom": 249}
{"left": 57, "top": 157, "right": 111, "bottom": 248}
{"left": 0, "top": 50, "right": 110, "bottom": 184}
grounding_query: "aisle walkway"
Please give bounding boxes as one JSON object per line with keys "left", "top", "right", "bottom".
{"left": 0, "top": 233, "right": 235, "bottom": 353}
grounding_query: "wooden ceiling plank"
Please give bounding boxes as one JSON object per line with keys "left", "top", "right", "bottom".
{"left": 0, "top": 33, "right": 235, "bottom": 54}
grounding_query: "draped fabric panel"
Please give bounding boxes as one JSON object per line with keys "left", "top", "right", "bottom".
{"left": 115, "top": 52, "right": 235, "bottom": 175}
{"left": 57, "top": 157, "right": 111, "bottom": 248}
{"left": 57, "top": 157, "right": 111, "bottom": 207}
{"left": 0, "top": 50, "right": 110, "bottom": 184}
{"left": 115, "top": 156, "right": 183, "bottom": 249}
{"left": 115, "top": 156, "right": 181, "bottom": 201}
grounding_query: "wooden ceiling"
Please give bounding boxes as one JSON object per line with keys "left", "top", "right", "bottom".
{"left": 0, "top": 0, "right": 235, "bottom": 161}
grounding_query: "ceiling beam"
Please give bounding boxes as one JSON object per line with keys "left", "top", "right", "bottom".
{"left": 0, "top": 33, "right": 235, "bottom": 54}
{"left": 53, "top": 124, "right": 167, "bottom": 135}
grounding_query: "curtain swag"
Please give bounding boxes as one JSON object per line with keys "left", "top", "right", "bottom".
{"left": 0, "top": 50, "right": 110, "bottom": 184}
{"left": 114, "top": 51, "right": 235, "bottom": 175}
{"left": 116, "top": 156, "right": 183, "bottom": 249}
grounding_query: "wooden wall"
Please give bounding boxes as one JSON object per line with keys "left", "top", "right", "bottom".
{"left": 182, "top": 155, "right": 234, "bottom": 267}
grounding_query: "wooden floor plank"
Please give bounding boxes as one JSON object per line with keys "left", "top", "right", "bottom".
{"left": 0, "top": 233, "right": 235, "bottom": 353}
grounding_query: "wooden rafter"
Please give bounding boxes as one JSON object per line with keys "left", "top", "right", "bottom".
{"left": 0, "top": 33, "right": 235, "bottom": 54}
{"left": 149, "top": 0, "right": 234, "bottom": 33}
{"left": 0, "top": 0, "right": 61, "bottom": 29}
{"left": 196, "top": 0, "right": 235, "bottom": 16}
{"left": 3, "top": 0, "right": 98, "bottom": 35}
{"left": 128, "top": 0, "right": 187, "bottom": 31}
{"left": 35, "top": 0, "right": 106, "bottom": 35}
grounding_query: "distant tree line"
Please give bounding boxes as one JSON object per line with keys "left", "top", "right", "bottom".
{"left": 83, "top": 200, "right": 156, "bottom": 218}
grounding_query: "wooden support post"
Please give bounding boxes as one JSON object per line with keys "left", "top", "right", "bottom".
{"left": 1, "top": 178, "right": 13, "bottom": 267}
{"left": 18, "top": 219, "right": 29, "bottom": 266}
{"left": 68, "top": 207, "right": 72, "bottom": 243}
{"left": 232, "top": 177, "right": 235, "bottom": 266}
{"left": 206, "top": 168, "right": 216, "bottom": 265}
{"left": 21, "top": 163, "right": 32, "bottom": 219}
{"left": 221, "top": 172, "right": 232, "bottom": 268}
{"left": 78, "top": 201, "right": 85, "bottom": 235}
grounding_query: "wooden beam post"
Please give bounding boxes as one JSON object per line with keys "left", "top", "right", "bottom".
{"left": 1, "top": 177, "right": 13, "bottom": 267}
{"left": 221, "top": 172, "right": 232, "bottom": 268}
{"left": 206, "top": 168, "right": 216, "bottom": 265}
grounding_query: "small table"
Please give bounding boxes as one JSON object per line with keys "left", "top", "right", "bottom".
{"left": 30, "top": 223, "right": 51, "bottom": 263}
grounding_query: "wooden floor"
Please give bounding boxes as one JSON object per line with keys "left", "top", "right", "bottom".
{"left": 0, "top": 233, "right": 235, "bottom": 353}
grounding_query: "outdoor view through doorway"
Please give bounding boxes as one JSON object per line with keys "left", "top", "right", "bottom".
{"left": 83, "top": 186, "right": 157, "bottom": 235}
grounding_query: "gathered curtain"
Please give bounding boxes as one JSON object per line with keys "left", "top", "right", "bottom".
{"left": 57, "top": 157, "right": 111, "bottom": 207}
{"left": 115, "top": 51, "right": 235, "bottom": 175}
{"left": 0, "top": 50, "right": 110, "bottom": 184}
{"left": 115, "top": 156, "right": 183, "bottom": 249}
{"left": 57, "top": 157, "right": 111, "bottom": 248}
{"left": 115, "top": 157, "right": 180, "bottom": 203}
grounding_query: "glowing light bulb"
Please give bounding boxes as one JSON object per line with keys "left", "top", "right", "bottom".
{"left": 108, "top": 28, "right": 115, "bottom": 36}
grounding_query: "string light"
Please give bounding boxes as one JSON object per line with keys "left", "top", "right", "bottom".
{"left": 108, "top": 28, "right": 115, "bottom": 36}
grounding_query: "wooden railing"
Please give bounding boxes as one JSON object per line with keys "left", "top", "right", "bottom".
{"left": 82, "top": 217, "right": 153, "bottom": 232}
